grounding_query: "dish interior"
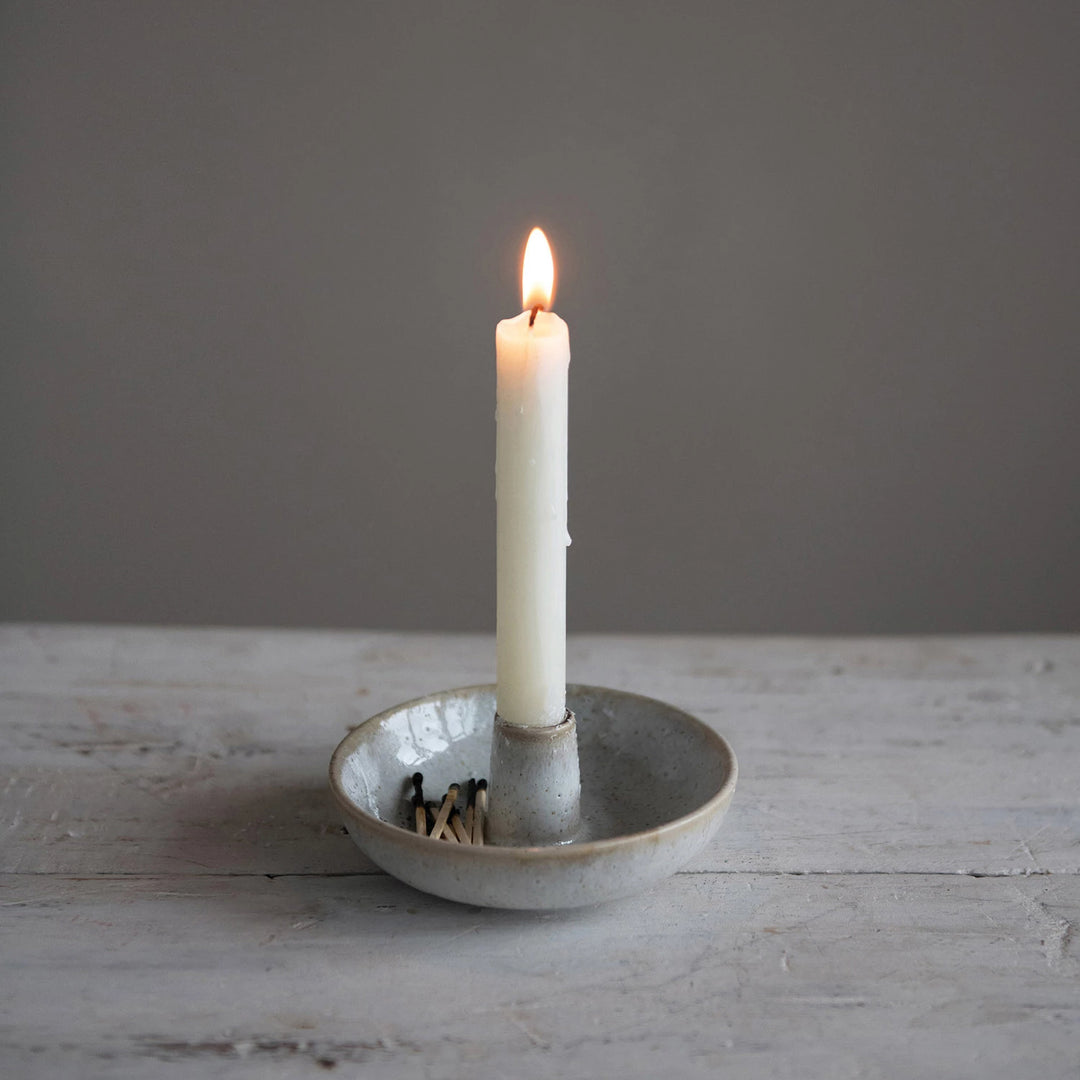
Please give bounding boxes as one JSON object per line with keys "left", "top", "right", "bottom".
{"left": 336, "top": 684, "right": 730, "bottom": 843}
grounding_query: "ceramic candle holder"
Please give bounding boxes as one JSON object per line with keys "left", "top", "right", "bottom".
{"left": 329, "top": 684, "right": 737, "bottom": 909}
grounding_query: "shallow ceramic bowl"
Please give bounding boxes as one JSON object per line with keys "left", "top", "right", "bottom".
{"left": 329, "top": 684, "right": 737, "bottom": 909}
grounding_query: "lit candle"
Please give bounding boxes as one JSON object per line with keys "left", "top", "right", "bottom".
{"left": 495, "top": 228, "right": 571, "bottom": 727}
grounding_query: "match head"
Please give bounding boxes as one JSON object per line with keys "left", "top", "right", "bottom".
{"left": 476, "top": 779, "right": 488, "bottom": 792}
{"left": 466, "top": 778, "right": 477, "bottom": 807}
{"left": 412, "top": 772, "right": 423, "bottom": 787}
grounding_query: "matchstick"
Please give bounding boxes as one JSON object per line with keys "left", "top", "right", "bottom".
{"left": 449, "top": 806, "right": 470, "bottom": 844}
{"left": 464, "top": 778, "right": 477, "bottom": 839}
{"left": 426, "top": 800, "right": 456, "bottom": 842}
{"left": 412, "top": 772, "right": 426, "bottom": 835}
{"left": 429, "top": 783, "right": 460, "bottom": 840}
{"left": 472, "top": 778, "right": 487, "bottom": 845}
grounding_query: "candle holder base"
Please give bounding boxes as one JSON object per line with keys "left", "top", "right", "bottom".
{"left": 329, "top": 685, "right": 737, "bottom": 910}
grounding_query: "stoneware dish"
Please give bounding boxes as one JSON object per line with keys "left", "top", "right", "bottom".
{"left": 329, "top": 684, "right": 738, "bottom": 909}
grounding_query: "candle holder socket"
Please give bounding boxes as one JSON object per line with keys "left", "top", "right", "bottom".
{"left": 487, "top": 710, "right": 581, "bottom": 846}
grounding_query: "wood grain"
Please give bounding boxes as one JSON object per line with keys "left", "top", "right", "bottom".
{"left": 1, "top": 626, "right": 1078, "bottom": 1078}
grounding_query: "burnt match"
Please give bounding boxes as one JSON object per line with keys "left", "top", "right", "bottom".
{"left": 412, "top": 772, "right": 426, "bottom": 835}
{"left": 472, "top": 778, "right": 488, "bottom": 845}
{"left": 429, "top": 783, "right": 460, "bottom": 840}
{"left": 464, "top": 778, "right": 477, "bottom": 839}
{"left": 449, "top": 804, "right": 470, "bottom": 844}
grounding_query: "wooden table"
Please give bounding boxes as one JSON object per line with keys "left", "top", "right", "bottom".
{"left": 2, "top": 626, "right": 1077, "bottom": 1078}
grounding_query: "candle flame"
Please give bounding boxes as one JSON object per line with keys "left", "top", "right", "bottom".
{"left": 521, "top": 227, "right": 555, "bottom": 311}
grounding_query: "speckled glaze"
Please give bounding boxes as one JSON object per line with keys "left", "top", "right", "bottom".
{"left": 487, "top": 711, "right": 581, "bottom": 846}
{"left": 328, "top": 684, "right": 738, "bottom": 909}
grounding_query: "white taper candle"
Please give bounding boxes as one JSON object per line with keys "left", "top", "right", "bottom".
{"left": 495, "top": 228, "right": 571, "bottom": 727}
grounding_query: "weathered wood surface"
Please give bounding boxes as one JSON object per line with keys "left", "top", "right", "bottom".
{"left": 1, "top": 625, "right": 1078, "bottom": 1078}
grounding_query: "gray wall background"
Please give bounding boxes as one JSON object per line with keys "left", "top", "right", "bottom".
{"left": 3, "top": 2, "right": 1078, "bottom": 633}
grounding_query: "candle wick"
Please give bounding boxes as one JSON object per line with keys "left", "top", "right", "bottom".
{"left": 529, "top": 305, "right": 542, "bottom": 327}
